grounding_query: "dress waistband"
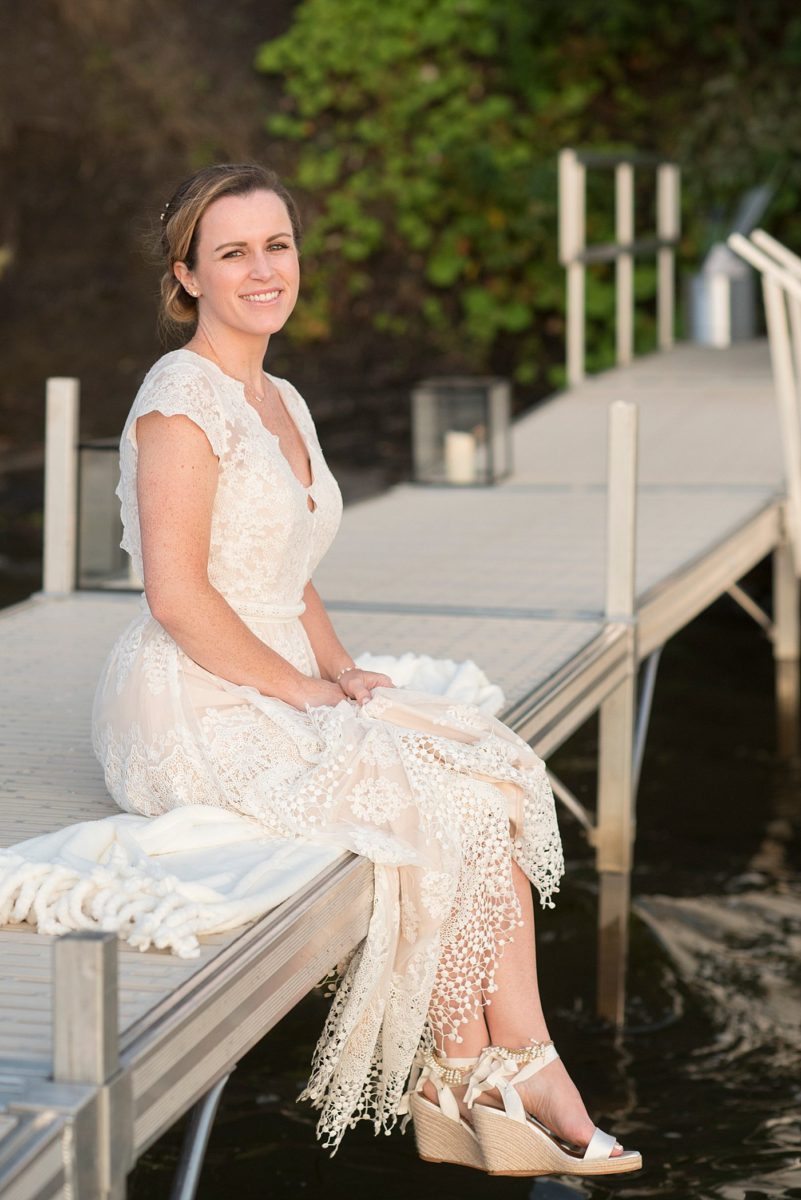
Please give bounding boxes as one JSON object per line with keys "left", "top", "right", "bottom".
{"left": 137, "top": 593, "right": 306, "bottom": 623}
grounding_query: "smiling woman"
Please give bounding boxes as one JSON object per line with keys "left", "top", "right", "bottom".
{"left": 86, "top": 161, "right": 640, "bottom": 1174}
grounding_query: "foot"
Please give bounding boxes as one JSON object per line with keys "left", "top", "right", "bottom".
{"left": 421, "top": 1078, "right": 471, "bottom": 1118}
{"left": 476, "top": 1055, "right": 624, "bottom": 1156}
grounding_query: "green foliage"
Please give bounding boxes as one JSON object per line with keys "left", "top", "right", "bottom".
{"left": 255, "top": 0, "right": 801, "bottom": 383}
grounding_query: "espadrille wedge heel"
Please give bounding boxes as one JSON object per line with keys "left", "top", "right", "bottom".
{"left": 465, "top": 1042, "right": 642, "bottom": 1178}
{"left": 398, "top": 1050, "right": 485, "bottom": 1171}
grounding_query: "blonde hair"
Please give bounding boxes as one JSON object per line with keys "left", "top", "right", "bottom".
{"left": 156, "top": 162, "right": 302, "bottom": 340}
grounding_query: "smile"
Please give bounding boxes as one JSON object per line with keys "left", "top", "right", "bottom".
{"left": 241, "top": 290, "right": 281, "bottom": 304}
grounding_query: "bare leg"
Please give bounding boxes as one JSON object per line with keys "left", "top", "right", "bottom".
{"left": 480, "top": 862, "right": 620, "bottom": 1152}
{"left": 423, "top": 993, "right": 490, "bottom": 1111}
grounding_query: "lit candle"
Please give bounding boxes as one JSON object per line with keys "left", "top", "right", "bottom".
{"left": 444, "top": 430, "right": 477, "bottom": 484}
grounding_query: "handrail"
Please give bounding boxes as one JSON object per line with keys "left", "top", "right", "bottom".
{"left": 729, "top": 231, "right": 801, "bottom": 574}
{"left": 728, "top": 232, "right": 801, "bottom": 300}
{"left": 558, "top": 148, "right": 681, "bottom": 386}
{"left": 751, "top": 227, "right": 801, "bottom": 279}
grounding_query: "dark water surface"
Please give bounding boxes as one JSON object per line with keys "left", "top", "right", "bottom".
{"left": 116, "top": 558, "right": 801, "bottom": 1200}
{"left": 4, "top": 555, "right": 799, "bottom": 1198}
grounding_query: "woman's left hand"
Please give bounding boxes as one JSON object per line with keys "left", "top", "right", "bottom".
{"left": 338, "top": 668, "right": 395, "bottom": 706}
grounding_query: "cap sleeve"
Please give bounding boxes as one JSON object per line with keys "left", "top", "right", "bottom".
{"left": 126, "top": 359, "right": 228, "bottom": 460}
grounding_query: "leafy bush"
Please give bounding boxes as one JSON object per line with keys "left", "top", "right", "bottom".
{"left": 256, "top": 0, "right": 801, "bottom": 387}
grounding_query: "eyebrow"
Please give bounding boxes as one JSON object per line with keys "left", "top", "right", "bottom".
{"left": 214, "top": 232, "right": 294, "bottom": 252}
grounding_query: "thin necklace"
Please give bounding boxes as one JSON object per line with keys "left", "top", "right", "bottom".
{"left": 192, "top": 335, "right": 270, "bottom": 405}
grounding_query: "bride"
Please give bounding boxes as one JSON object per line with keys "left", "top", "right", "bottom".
{"left": 91, "top": 162, "right": 641, "bottom": 1177}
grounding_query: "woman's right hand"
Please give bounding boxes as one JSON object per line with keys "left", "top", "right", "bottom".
{"left": 291, "top": 676, "right": 348, "bottom": 709}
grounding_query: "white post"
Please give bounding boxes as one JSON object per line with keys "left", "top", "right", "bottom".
{"left": 773, "top": 524, "right": 800, "bottom": 759}
{"left": 597, "top": 399, "right": 639, "bottom": 1025}
{"left": 615, "top": 162, "right": 634, "bottom": 367}
{"left": 762, "top": 276, "right": 801, "bottom": 574}
{"left": 657, "top": 163, "right": 680, "bottom": 350}
{"left": 604, "top": 400, "right": 638, "bottom": 620}
{"left": 53, "top": 931, "right": 118, "bottom": 1085}
{"left": 53, "top": 931, "right": 129, "bottom": 1199}
{"left": 43, "top": 377, "right": 80, "bottom": 595}
{"left": 559, "top": 148, "right": 586, "bottom": 387}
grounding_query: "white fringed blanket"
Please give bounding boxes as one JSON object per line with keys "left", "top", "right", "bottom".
{"left": 0, "top": 653, "right": 504, "bottom": 958}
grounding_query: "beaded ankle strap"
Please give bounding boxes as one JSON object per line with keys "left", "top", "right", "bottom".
{"left": 424, "top": 1049, "right": 475, "bottom": 1085}
{"left": 484, "top": 1038, "right": 554, "bottom": 1064}
{"left": 398, "top": 1048, "right": 478, "bottom": 1129}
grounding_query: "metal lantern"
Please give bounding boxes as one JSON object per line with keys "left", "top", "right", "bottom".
{"left": 411, "top": 377, "right": 512, "bottom": 486}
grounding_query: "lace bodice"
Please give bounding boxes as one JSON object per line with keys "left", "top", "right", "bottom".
{"left": 117, "top": 349, "right": 343, "bottom": 616}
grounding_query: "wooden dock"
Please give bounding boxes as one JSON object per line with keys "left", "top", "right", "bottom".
{"left": 1, "top": 336, "right": 796, "bottom": 1199}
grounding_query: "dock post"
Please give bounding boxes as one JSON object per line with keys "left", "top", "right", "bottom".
{"left": 558, "top": 148, "right": 586, "bottom": 387}
{"left": 53, "top": 931, "right": 132, "bottom": 1199}
{"left": 773, "top": 518, "right": 800, "bottom": 759}
{"left": 43, "top": 376, "right": 80, "bottom": 595}
{"left": 596, "top": 400, "right": 639, "bottom": 1027}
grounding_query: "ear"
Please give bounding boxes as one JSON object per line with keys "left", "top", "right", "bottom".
{"left": 173, "top": 260, "right": 199, "bottom": 298}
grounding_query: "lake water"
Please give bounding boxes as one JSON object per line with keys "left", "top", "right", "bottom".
{"left": 98, "top": 558, "right": 798, "bottom": 1200}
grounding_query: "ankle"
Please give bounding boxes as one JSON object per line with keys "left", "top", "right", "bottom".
{"left": 486, "top": 1029, "right": 552, "bottom": 1050}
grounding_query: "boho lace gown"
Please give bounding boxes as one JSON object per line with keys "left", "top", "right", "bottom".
{"left": 91, "top": 348, "right": 565, "bottom": 1149}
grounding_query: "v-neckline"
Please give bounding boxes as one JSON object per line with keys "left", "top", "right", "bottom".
{"left": 178, "top": 348, "right": 317, "bottom": 508}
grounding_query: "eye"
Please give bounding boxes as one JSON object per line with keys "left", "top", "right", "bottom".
{"left": 268, "top": 242, "right": 290, "bottom": 252}
{"left": 222, "top": 249, "right": 243, "bottom": 258}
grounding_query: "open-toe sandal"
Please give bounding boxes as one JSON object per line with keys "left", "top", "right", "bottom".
{"left": 466, "top": 1041, "right": 643, "bottom": 1178}
{"left": 398, "top": 1049, "right": 485, "bottom": 1171}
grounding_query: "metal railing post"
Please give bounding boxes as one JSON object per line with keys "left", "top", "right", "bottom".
{"left": 559, "top": 148, "right": 587, "bottom": 387}
{"left": 615, "top": 162, "right": 634, "bottom": 366}
{"left": 596, "top": 399, "right": 639, "bottom": 1026}
{"left": 657, "top": 163, "right": 680, "bottom": 349}
{"left": 53, "top": 931, "right": 133, "bottom": 1199}
{"left": 43, "top": 376, "right": 80, "bottom": 595}
{"left": 773, "top": 515, "right": 801, "bottom": 759}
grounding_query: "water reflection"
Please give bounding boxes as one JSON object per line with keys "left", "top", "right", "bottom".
{"left": 124, "top": 567, "right": 800, "bottom": 1199}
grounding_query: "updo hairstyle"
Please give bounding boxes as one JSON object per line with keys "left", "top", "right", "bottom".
{"left": 156, "top": 162, "right": 302, "bottom": 338}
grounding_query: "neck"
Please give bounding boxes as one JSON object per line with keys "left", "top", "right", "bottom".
{"left": 191, "top": 321, "right": 270, "bottom": 391}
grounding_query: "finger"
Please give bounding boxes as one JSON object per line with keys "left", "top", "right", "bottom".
{"left": 367, "top": 673, "right": 394, "bottom": 688}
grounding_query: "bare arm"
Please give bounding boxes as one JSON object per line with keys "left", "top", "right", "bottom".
{"left": 136, "top": 410, "right": 346, "bottom": 709}
{"left": 299, "top": 578, "right": 397, "bottom": 704}
{"left": 299, "top": 579, "right": 354, "bottom": 681}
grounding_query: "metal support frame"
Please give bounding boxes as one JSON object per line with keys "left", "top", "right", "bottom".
{"left": 726, "top": 582, "right": 773, "bottom": 633}
{"left": 633, "top": 648, "right": 661, "bottom": 796}
{"left": 547, "top": 769, "right": 595, "bottom": 837}
{"left": 170, "top": 1073, "right": 233, "bottom": 1200}
{"left": 549, "top": 645, "right": 661, "bottom": 851}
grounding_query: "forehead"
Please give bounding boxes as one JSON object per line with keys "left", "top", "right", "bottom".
{"left": 198, "top": 189, "right": 292, "bottom": 245}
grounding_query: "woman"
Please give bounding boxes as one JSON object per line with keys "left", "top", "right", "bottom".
{"left": 92, "top": 162, "right": 641, "bottom": 1176}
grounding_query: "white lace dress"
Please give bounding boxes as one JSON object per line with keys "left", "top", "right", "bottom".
{"left": 91, "top": 348, "right": 565, "bottom": 1150}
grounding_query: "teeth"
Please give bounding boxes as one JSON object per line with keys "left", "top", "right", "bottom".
{"left": 243, "top": 290, "right": 280, "bottom": 302}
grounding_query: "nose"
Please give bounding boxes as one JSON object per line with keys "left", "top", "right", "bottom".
{"left": 250, "top": 248, "right": 274, "bottom": 279}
